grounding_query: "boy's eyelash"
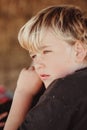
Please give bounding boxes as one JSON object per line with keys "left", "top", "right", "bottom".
{"left": 31, "top": 55, "right": 36, "bottom": 59}
{"left": 31, "top": 50, "right": 52, "bottom": 59}
{"left": 43, "top": 50, "right": 52, "bottom": 53}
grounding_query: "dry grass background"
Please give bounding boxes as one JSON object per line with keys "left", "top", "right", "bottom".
{"left": 0, "top": 0, "right": 87, "bottom": 92}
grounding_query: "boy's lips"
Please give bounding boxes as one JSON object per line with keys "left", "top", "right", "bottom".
{"left": 40, "top": 74, "right": 50, "bottom": 80}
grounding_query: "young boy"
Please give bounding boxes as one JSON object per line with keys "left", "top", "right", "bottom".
{"left": 4, "top": 5, "right": 87, "bottom": 130}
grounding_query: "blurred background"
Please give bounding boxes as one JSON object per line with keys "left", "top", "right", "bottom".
{"left": 0, "top": 0, "right": 87, "bottom": 92}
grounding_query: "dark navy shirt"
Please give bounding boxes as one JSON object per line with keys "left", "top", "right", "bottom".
{"left": 19, "top": 68, "right": 87, "bottom": 130}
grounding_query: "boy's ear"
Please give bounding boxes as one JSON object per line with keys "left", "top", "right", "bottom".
{"left": 74, "top": 40, "right": 87, "bottom": 62}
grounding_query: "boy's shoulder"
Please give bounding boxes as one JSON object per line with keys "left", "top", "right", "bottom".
{"left": 43, "top": 67, "right": 87, "bottom": 105}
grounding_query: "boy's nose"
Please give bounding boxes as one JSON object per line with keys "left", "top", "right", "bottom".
{"left": 34, "top": 62, "right": 45, "bottom": 70}
{"left": 34, "top": 54, "right": 43, "bottom": 63}
{"left": 34, "top": 55, "right": 45, "bottom": 69}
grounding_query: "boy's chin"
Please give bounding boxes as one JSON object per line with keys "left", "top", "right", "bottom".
{"left": 44, "top": 79, "right": 55, "bottom": 88}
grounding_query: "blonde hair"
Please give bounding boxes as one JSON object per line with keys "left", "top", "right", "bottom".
{"left": 18, "top": 5, "right": 87, "bottom": 53}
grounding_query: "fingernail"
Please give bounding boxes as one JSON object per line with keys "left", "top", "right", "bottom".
{"left": 29, "top": 66, "right": 35, "bottom": 70}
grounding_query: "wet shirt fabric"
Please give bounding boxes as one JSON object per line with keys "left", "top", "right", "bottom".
{"left": 19, "top": 68, "right": 87, "bottom": 130}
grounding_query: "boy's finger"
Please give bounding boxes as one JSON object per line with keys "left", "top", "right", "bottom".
{"left": 0, "top": 112, "right": 8, "bottom": 120}
{"left": 29, "top": 66, "right": 35, "bottom": 70}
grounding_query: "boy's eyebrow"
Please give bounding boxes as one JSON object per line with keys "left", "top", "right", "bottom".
{"left": 39, "top": 45, "right": 50, "bottom": 49}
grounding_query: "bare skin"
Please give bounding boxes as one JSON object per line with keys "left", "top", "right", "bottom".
{"left": 4, "top": 66, "right": 42, "bottom": 130}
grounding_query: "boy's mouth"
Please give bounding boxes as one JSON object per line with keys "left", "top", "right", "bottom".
{"left": 40, "top": 74, "right": 50, "bottom": 80}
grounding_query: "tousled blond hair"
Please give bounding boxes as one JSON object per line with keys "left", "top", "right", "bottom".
{"left": 18, "top": 5, "right": 87, "bottom": 53}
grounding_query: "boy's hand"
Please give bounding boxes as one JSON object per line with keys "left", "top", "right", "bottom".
{"left": 0, "top": 112, "right": 8, "bottom": 127}
{"left": 16, "top": 66, "right": 42, "bottom": 97}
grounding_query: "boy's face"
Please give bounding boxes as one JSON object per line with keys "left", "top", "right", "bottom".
{"left": 30, "top": 30, "right": 76, "bottom": 88}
